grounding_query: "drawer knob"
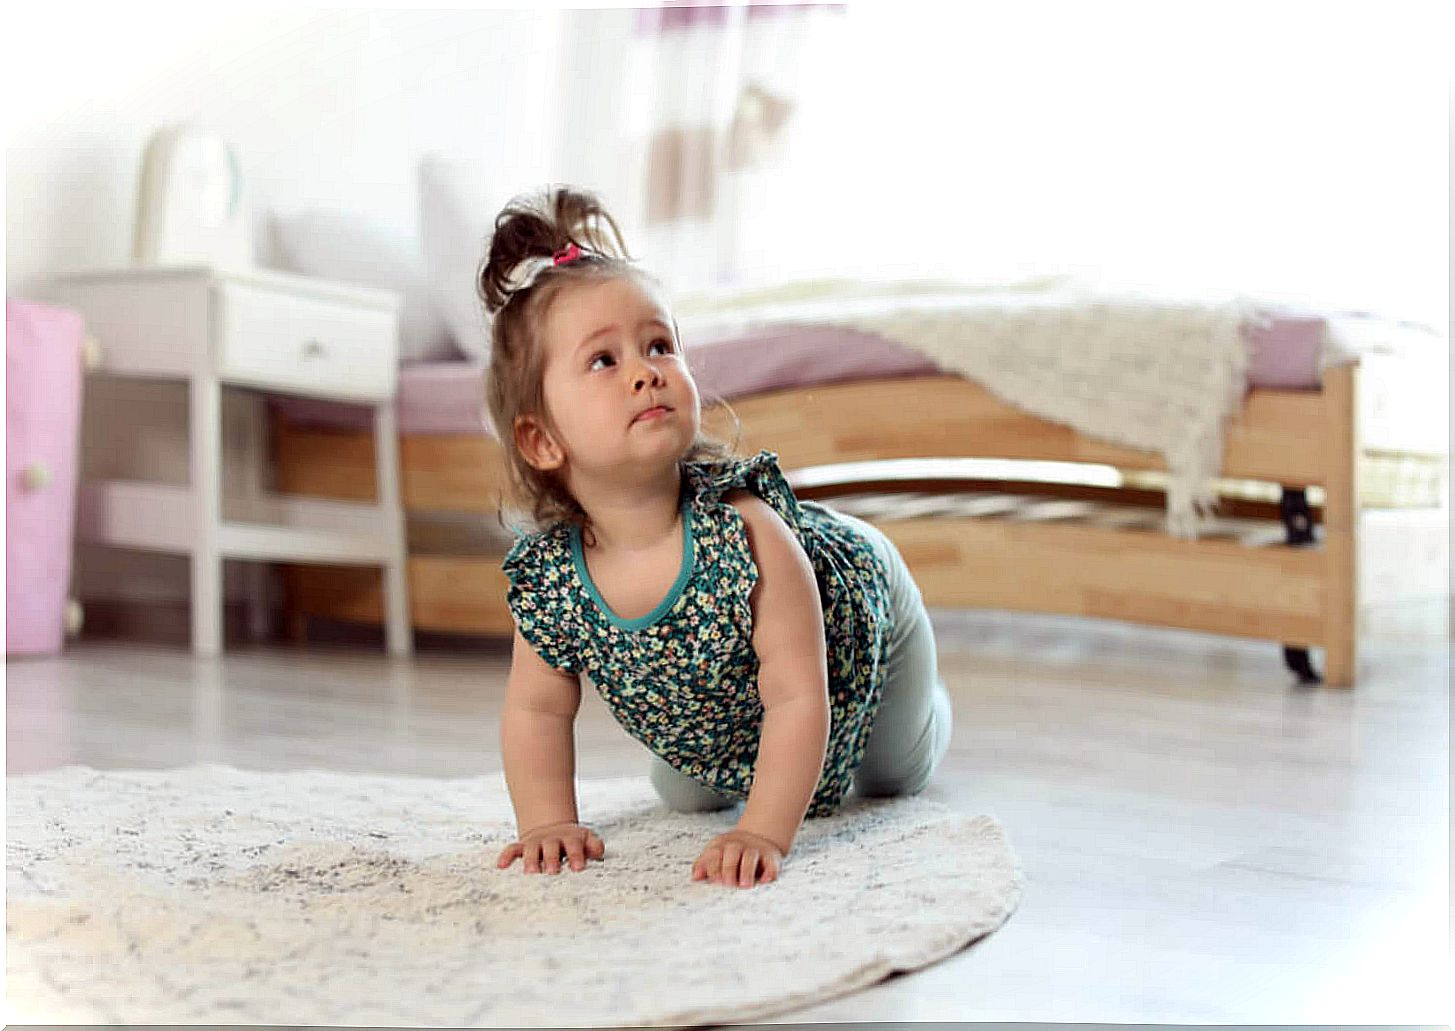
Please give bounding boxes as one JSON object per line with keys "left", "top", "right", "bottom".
{"left": 302, "top": 339, "right": 326, "bottom": 359}
{"left": 64, "top": 598, "right": 85, "bottom": 638}
{"left": 21, "top": 462, "right": 52, "bottom": 491}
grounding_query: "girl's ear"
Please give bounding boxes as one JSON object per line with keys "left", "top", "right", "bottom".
{"left": 514, "top": 414, "right": 565, "bottom": 472}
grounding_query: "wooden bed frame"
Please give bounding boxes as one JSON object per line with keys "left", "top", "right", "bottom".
{"left": 271, "top": 364, "right": 1361, "bottom": 686}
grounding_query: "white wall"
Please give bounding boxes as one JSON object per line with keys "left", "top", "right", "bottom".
{"left": 7, "top": 6, "right": 565, "bottom": 608}
{"left": 8, "top": 7, "right": 565, "bottom": 283}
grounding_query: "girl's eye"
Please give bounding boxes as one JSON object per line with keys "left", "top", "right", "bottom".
{"left": 588, "top": 339, "right": 674, "bottom": 371}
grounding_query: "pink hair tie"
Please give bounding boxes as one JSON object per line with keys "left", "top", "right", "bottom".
{"left": 552, "top": 243, "right": 583, "bottom": 266}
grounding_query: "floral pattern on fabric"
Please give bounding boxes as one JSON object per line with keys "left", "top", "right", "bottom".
{"left": 500, "top": 449, "right": 894, "bottom": 817}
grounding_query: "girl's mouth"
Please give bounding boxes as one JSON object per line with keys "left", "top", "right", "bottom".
{"left": 634, "top": 406, "right": 672, "bottom": 423}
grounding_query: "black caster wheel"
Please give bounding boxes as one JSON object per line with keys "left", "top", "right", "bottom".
{"left": 1282, "top": 645, "right": 1322, "bottom": 685}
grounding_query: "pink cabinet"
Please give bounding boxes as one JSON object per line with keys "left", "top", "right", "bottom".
{"left": 6, "top": 300, "right": 85, "bottom": 656}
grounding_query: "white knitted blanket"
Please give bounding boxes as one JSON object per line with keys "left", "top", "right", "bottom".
{"left": 675, "top": 275, "right": 1268, "bottom": 538}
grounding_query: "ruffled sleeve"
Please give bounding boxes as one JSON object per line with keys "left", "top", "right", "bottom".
{"left": 689, "top": 449, "right": 805, "bottom": 540}
{"left": 685, "top": 449, "right": 817, "bottom": 652}
{"left": 500, "top": 528, "right": 584, "bottom": 675}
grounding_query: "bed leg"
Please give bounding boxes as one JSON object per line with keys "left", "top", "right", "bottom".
{"left": 1278, "top": 364, "right": 1360, "bottom": 687}
{"left": 1279, "top": 488, "right": 1322, "bottom": 685}
{"left": 1321, "top": 362, "right": 1361, "bottom": 688}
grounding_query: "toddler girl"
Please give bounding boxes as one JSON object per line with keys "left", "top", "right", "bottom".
{"left": 487, "top": 187, "right": 953, "bottom": 889}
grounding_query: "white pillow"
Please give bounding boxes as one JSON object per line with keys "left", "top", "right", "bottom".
{"left": 418, "top": 153, "right": 500, "bottom": 361}
{"left": 271, "top": 208, "right": 458, "bottom": 362}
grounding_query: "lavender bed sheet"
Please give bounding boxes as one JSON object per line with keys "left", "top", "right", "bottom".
{"left": 270, "top": 311, "right": 1330, "bottom": 437}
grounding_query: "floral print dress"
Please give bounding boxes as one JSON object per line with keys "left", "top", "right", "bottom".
{"left": 501, "top": 449, "right": 894, "bottom": 817}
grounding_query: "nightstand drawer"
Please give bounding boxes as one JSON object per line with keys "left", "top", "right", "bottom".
{"left": 214, "top": 281, "right": 398, "bottom": 401}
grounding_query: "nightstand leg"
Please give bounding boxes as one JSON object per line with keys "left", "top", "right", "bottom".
{"left": 245, "top": 564, "right": 273, "bottom": 641}
{"left": 241, "top": 393, "right": 273, "bottom": 642}
{"left": 374, "top": 399, "right": 413, "bottom": 657}
{"left": 190, "top": 374, "right": 223, "bottom": 657}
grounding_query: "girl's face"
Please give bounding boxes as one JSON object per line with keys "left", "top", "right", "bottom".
{"left": 527, "top": 274, "right": 701, "bottom": 484}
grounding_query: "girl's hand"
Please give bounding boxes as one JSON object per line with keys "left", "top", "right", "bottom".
{"left": 691, "top": 829, "right": 784, "bottom": 888}
{"left": 497, "top": 821, "right": 605, "bottom": 874}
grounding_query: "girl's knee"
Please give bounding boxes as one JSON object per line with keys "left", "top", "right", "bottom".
{"left": 649, "top": 756, "right": 737, "bottom": 813}
{"left": 854, "top": 684, "right": 953, "bottom": 799}
{"left": 854, "top": 768, "right": 933, "bottom": 799}
{"left": 853, "top": 751, "right": 937, "bottom": 799}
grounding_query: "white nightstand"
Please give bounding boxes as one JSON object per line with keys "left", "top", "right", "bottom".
{"left": 35, "top": 265, "right": 413, "bottom": 657}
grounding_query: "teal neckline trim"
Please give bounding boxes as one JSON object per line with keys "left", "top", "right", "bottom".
{"left": 570, "top": 498, "right": 694, "bottom": 631}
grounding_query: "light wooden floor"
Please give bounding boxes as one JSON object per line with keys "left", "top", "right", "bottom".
{"left": 6, "top": 598, "right": 1450, "bottom": 1027}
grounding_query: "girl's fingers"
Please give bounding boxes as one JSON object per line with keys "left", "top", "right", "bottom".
{"left": 695, "top": 843, "right": 721, "bottom": 882}
{"left": 503, "top": 831, "right": 608, "bottom": 874}
{"left": 739, "top": 849, "right": 760, "bottom": 887}
{"left": 720, "top": 843, "right": 743, "bottom": 884}
{"left": 543, "top": 838, "right": 563, "bottom": 874}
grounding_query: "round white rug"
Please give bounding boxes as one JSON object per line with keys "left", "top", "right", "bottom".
{"left": 6, "top": 764, "right": 1023, "bottom": 1027}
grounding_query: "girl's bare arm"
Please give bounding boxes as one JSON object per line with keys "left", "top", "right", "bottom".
{"left": 500, "top": 627, "right": 584, "bottom": 832}
{"left": 725, "top": 492, "right": 832, "bottom": 854}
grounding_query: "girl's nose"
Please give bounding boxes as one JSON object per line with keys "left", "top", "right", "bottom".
{"left": 632, "top": 361, "right": 665, "bottom": 392}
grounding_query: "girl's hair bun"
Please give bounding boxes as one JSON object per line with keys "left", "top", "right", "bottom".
{"left": 479, "top": 186, "right": 633, "bottom": 315}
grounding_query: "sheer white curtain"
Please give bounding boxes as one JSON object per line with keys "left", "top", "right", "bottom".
{"left": 584, "top": 1, "right": 1447, "bottom": 326}
{"left": 617, "top": 3, "right": 847, "bottom": 294}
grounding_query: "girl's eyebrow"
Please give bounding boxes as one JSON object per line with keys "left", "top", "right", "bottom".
{"left": 574, "top": 317, "right": 673, "bottom": 357}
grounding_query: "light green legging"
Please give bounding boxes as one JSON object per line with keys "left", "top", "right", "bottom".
{"left": 650, "top": 510, "right": 954, "bottom": 812}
